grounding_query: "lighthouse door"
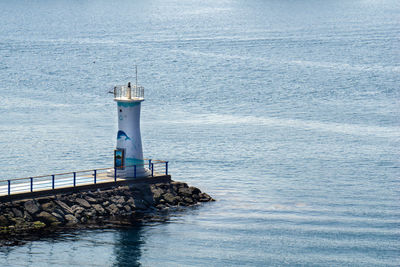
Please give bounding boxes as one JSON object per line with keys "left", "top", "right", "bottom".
{"left": 114, "top": 149, "right": 125, "bottom": 169}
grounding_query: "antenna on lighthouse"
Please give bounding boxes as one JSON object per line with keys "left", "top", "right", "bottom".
{"left": 135, "top": 65, "right": 138, "bottom": 89}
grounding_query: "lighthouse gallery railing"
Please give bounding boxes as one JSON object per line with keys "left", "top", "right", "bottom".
{"left": 113, "top": 85, "right": 144, "bottom": 100}
{"left": 0, "top": 160, "right": 168, "bottom": 197}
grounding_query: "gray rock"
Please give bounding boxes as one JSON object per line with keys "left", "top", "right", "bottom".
{"left": 163, "top": 193, "right": 178, "bottom": 205}
{"left": 53, "top": 208, "right": 65, "bottom": 217}
{"left": 156, "top": 204, "right": 167, "bottom": 210}
{"left": 106, "top": 204, "right": 119, "bottom": 215}
{"left": 75, "top": 198, "right": 91, "bottom": 208}
{"left": 0, "top": 215, "right": 9, "bottom": 226}
{"left": 84, "top": 196, "right": 98, "bottom": 204}
{"left": 127, "top": 197, "right": 135, "bottom": 205}
{"left": 189, "top": 186, "right": 201, "bottom": 195}
{"left": 172, "top": 181, "right": 188, "bottom": 188}
{"left": 12, "top": 208, "right": 23, "bottom": 218}
{"left": 118, "top": 186, "right": 130, "bottom": 191}
{"left": 198, "top": 192, "right": 214, "bottom": 202}
{"left": 41, "top": 201, "right": 56, "bottom": 212}
{"left": 36, "top": 211, "right": 59, "bottom": 225}
{"left": 151, "top": 188, "right": 164, "bottom": 200}
{"left": 124, "top": 205, "right": 132, "bottom": 213}
{"left": 51, "top": 212, "right": 65, "bottom": 223}
{"left": 178, "top": 187, "right": 192, "bottom": 197}
{"left": 72, "top": 205, "right": 85, "bottom": 216}
{"left": 92, "top": 204, "right": 105, "bottom": 214}
{"left": 23, "top": 210, "right": 33, "bottom": 221}
{"left": 24, "top": 200, "right": 40, "bottom": 215}
{"left": 111, "top": 195, "right": 125, "bottom": 205}
{"left": 84, "top": 210, "right": 96, "bottom": 218}
{"left": 65, "top": 214, "right": 78, "bottom": 225}
{"left": 55, "top": 200, "right": 73, "bottom": 214}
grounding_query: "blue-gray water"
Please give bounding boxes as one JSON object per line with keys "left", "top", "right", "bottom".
{"left": 0, "top": 0, "right": 399, "bottom": 266}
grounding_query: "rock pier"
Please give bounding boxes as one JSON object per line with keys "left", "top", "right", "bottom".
{"left": 0, "top": 180, "right": 214, "bottom": 244}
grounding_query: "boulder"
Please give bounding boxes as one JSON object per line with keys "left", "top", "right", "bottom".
{"left": 178, "top": 187, "right": 192, "bottom": 197}
{"left": 75, "top": 198, "right": 91, "bottom": 208}
{"left": 51, "top": 212, "right": 65, "bottom": 223}
{"left": 55, "top": 200, "right": 73, "bottom": 214}
{"left": 24, "top": 200, "right": 40, "bottom": 215}
{"left": 53, "top": 208, "right": 65, "bottom": 217}
{"left": 111, "top": 196, "right": 125, "bottom": 205}
{"left": 12, "top": 208, "right": 23, "bottom": 218}
{"left": 32, "top": 221, "right": 46, "bottom": 229}
{"left": 198, "top": 193, "right": 214, "bottom": 202}
{"left": 0, "top": 215, "right": 9, "bottom": 227}
{"left": 127, "top": 197, "right": 135, "bottom": 205}
{"left": 41, "top": 201, "right": 56, "bottom": 212}
{"left": 163, "top": 193, "right": 178, "bottom": 205}
{"left": 84, "top": 196, "right": 98, "bottom": 204}
{"left": 84, "top": 210, "right": 96, "bottom": 218}
{"left": 71, "top": 205, "right": 85, "bottom": 216}
{"left": 183, "top": 197, "right": 194, "bottom": 205}
{"left": 123, "top": 205, "right": 132, "bottom": 213}
{"left": 106, "top": 204, "right": 119, "bottom": 215}
{"left": 23, "top": 211, "right": 33, "bottom": 221}
{"left": 65, "top": 214, "right": 79, "bottom": 225}
{"left": 189, "top": 186, "right": 201, "bottom": 195}
{"left": 92, "top": 204, "right": 105, "bottom": 214}
{"left": 171, "top": 181, "right": 188, "bottom": 192}
{"left": 36, "top": 211, "right": 59, "bottom": 225}
{"left": 151, "top": 188, "right": 164, "bottom": 202}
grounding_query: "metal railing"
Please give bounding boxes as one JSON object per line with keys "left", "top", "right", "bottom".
{"left": 113, "top": 84, "right": 144, "bottom": 100}
{"left": 0, "top": 160, "right": 168, "bottom": 197}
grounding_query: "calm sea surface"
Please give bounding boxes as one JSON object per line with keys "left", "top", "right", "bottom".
{"left": 0, "top": 0, "right": 399, "bottom": 266}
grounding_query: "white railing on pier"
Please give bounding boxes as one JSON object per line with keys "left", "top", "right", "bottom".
{"left": 0, "top": 160, "right": 169, "bottom": 197}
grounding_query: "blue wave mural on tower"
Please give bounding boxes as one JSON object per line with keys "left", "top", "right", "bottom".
{"left": 117, "top": 130, "right": 131, "bottom": 140}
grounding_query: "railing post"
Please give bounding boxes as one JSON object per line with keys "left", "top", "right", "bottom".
{"left": 151, "top": 163, "right": 154, "bottom": 177}
{"left": 7, "top": 180, "right": 10, "bottom": 196}
{"left": 73, "top": 172, "right": 76, "bottom": 187}
{"left": 94, "top": 170, "right": 97, "bottom": 184}
{"left": 166, "top": 161, "right": 168, "bottom": 175}
{"left": 114, "top": 167, "right": 117, "bottom": 182}
{"left": 30, "top": 177, "right": 33, "bottom": 192}
{"left": 134, "top": 165, "right": 137, "bottom": 178}
{"left": 52, "top": 175, "right": 55, "bottom": 189}
{"left": 148, "top": 159, "right": 152, "bottom": 169}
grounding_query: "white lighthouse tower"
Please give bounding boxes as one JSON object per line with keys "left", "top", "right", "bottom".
{"left": 112, "top": 73, "right": 149, "bottom": 178}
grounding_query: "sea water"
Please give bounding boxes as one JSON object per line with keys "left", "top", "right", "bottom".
{"left": 0, "top": 0, "right": 399, "bottom": 266}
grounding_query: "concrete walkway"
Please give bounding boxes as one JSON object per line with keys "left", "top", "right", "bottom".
{"left": 0, "top": 169, "right": 169, "bottom": 201}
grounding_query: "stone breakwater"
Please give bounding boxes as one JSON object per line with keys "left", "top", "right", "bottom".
{"left": 0, "top": 181, "right": 214, "bottom": 242}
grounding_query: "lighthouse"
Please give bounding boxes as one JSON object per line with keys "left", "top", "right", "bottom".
{"left": 112, "top": 77, "right": 149, "bottom": 178}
